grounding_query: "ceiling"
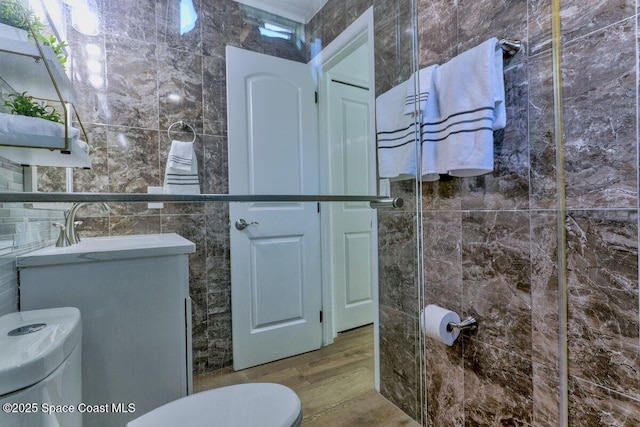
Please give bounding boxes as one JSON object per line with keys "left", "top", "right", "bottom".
{"left": 233, "top": 0, "right": 329, "bottom": 23}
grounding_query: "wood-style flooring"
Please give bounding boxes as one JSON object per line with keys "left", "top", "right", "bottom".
{"left": 194, "top": 324, "right": 420, "bottom": 427}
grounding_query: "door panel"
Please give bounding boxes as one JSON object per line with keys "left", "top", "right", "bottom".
{"left": 227, "top": 46, "right": 321, "bottom": 370}
{"left": 329, "top": 80, "right": 375, "bottom": 332}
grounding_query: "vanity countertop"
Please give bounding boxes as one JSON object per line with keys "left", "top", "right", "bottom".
{"left": 17, "top": 233, "right": 195, "bottom": 267}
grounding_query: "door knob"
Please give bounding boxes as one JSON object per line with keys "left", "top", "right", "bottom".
{"left": 235, "top": 219, "right": 259, "bottom": 230}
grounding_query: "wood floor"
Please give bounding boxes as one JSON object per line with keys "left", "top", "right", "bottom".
{"left": 194, "top": 325, "right": 420, "bottom": 427}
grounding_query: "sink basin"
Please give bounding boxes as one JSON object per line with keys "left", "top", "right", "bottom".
{"left": 17, "top": 233, "right": 195, "bottom": 267}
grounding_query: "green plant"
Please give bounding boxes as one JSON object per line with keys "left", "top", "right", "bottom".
{"left": 4, "top": 91, "right": 61, "bottom": 123}
{"left": 0, "top": 1, "right": 43, "bottom": 34}
{"left": 39, "top": 34, "right": 68, "bottom": 69}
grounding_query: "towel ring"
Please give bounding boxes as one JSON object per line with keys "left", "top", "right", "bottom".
{"left": 168, "top": 120, "right": 197, "bottom": 144}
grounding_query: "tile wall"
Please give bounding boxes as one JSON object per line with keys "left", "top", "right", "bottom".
{"left": 417, "top": 0, "right": 640, "bottom": 426}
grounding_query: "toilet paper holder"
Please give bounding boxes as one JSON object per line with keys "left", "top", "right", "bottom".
{"left": 446, "top": 316, "right": 478, "bottom": 333}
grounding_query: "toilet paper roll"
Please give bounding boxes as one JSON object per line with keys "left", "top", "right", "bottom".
{"left": 420, "top": 304, "right": 461, "bottom": 346}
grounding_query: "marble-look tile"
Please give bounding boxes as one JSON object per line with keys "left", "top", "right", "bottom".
{"left": 457, "top": 0, "right": 527, "bottom": 54}
{"left": 101, "top": 0, "right": 157, "bottom": 43}
{"left": 190, "top": 291, "right": 209, "bottom": 374}
{"left": 461, "top": 211, "right": 532, "bottom": 355}
{"left": 107, "top": 126, "right": 160, "bottom": 191}
{"left": 161, "top": 214, "right": 207, "bottom": 291}
{"left": 156, "top": 0, "right": 202, "bottom": 53}
{"left": 389, "top": 180, "right": 417, "bottom": 212}
{"left": 568, "top": 375, "right": 640, "bottom": 427}
{"left": 105, "top": 36, "right": 158, "bottom": 129}
{"left": 207, "top": 312, "right": 233, "bottom": 370}
{"left": 423, "top": 210, "right": 462, "bottom": 314}
{"left": 528, "top": 51, "right": 556, "bottom": 209}
{"left": 207, "top": 289, "right": 231, "bottom": 315}
{"left": 205, "top": 202, "right": 230, "bottom": 259}
{"left": 379, "top": 306, "right": 420, "bottom": 421}
{"left": 202, "top": 135, "right": 228, "bottom": 194}
{"left": 320, "top": 0, "right": 347, "bottom": 48}
{"left": 68, "top": 29, "right": 108, "bottom": 125}
{"left": 73, "top": 124, "right": 109, "bottom": 193}
{"left": 422, "top": 178, "right": 462, "bottom": 211}
{"left": 425, "top": 337, "right": 464, "bottom": 427}
{"left": 463, "top": 340, "right": 533, "bottom": 426}
{"left": 202, "top": 57, "right": 227, "bottom": 137}
{"left": 528, "top": 0, "right": 552, "bottom": 55}
{"left": 566, "top": 210, "right": 639, "bottom": 398}
{"left": 460, "top": 59, "right": 529, "bottom": 211}
{"left": 74, "top": 217, "right": 109, "bottom": 238}
{"left": 200, "top": 0, "right": 240, "bottom": 60}
{"left": 562, "top": 20, "right": 637, "bottom": 209}
{"left": 305, "top": 10, "right": 323, "bottom": 60}
{"left": 417, "top": 0, "right": 457, "bottom": 67}
{"left": 373, "top": 0, "right": 414, "bottom": 96}
{"left": 345, "top": 0, "right": 373, "bottom": 25}
{"left": 206, "top": 254, "right": 231, "bottom": 295}
{"left": 560, "top": 0, "right": 636, "bottom": 44}
{"left": 533, "top": 361, "right": 560, "bottom": 427}
{"left": 158, "top": 46, "right": 203, "bottom": 134}
{"left": 108, "top": 215, "right": 161, "bottom": 236}
{"left": 531, "top": 211, "right": 559, "bottom": 369}
{"left": 36, "top": 167, "right": 66, "bottom": 193}
{"left": 378, "top": 211, "right": 418, "bottom": 315}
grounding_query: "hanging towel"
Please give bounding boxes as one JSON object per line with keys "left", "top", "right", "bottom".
{"left": 403, "top": 65, "right": 441, "bottom": 181}
{"left": 426, "top": 37, "right": 505, "bottom": 177}
{"left": 376, "top": 80, "right": 419, "bottom": 181}
{"left": 163, "top": 140, "right": 201, "bottom": 194}
{"left": 403, "top": 64, "right": 438, "bottom": 116}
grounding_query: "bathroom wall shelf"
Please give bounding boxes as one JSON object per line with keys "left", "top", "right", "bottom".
{"left": 0, "top": 2, "right": 90, "bottom": 168}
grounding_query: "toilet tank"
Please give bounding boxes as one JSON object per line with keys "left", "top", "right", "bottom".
{"left": 0, "top": 307, "right": 82, "bottom": 427}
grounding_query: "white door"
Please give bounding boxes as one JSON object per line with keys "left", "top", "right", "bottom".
{"left": 328, "top": 79, "right": 375, "bottom": 332}
{"left": 226, "top": 46, "right": 322, "bottom": 371}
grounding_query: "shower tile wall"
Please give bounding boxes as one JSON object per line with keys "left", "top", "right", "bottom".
{"left": 418, "top": 0, "right": 640, "bottom": 426}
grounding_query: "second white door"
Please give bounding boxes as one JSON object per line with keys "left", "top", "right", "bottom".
{"left": 328, "top": 79, "right": 375, "bottom": 332}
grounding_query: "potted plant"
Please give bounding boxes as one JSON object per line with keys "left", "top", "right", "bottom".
{"left": 0, "top": 0, "right": 43, "bottom": 41}
{"left": 4, "top": 91, "right": 61, "bottom": 123}
{"left": 38, "top": 34, "right": 69, "bottom": 70}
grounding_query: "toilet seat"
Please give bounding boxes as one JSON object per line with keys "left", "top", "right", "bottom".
{"left": 127, "top": 383, "right": 302, "bottom": 427}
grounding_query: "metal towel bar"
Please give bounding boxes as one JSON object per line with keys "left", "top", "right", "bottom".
{"left": 498, "top": 38, "right": 523, "bottom": 56}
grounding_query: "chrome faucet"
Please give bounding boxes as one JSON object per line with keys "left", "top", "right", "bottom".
{"left": 64, "top": 202, "right": 110, "bottom": 245}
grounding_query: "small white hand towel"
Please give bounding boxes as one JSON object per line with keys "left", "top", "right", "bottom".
{"left": 167, "top": 140, "right": 193, "bottom": 171}
{"left": 427, "top": 37, "right": 505, "bottom": 177}
{"left": 376, "top": 80, "right": 419, "bottom": 181}
{"left": 163, "top": 140, "right": 200, "bottom": 194}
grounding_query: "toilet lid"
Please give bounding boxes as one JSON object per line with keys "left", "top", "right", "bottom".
{"left": 127, "top": 383, "right": 302, "bottom": 427}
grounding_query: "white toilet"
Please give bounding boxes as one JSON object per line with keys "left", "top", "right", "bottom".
{"left": 127, "top": 382, "right": 302, "bottom": 427}
{"left": 0, "top": 307, "right": 82, "bottom": 427}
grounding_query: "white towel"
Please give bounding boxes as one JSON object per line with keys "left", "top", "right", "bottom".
{"left": 163, "top": 140, "right": 200, "bottom": 194}
{"left": 404, "top": 65, "right": 438, "bottom": 116}
{"left": 376, "top": 80, "right": 419, "bottom": 181}
{"left": 403, "top": 65, "right": 441, "bottom": 181}
{"left": 167, "top": 140, "right": 193, "bottom": 171}
{"left": 427, "top": 37, "right": 506, "bottom": 177}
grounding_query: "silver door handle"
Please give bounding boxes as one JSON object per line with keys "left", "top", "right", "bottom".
{"left": 235, "top": 219, "right": 259, "bottom": 230}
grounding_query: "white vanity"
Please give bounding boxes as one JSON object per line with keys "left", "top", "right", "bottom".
{"left": 17, "top": 233, "right": 195, "bottom": 427}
